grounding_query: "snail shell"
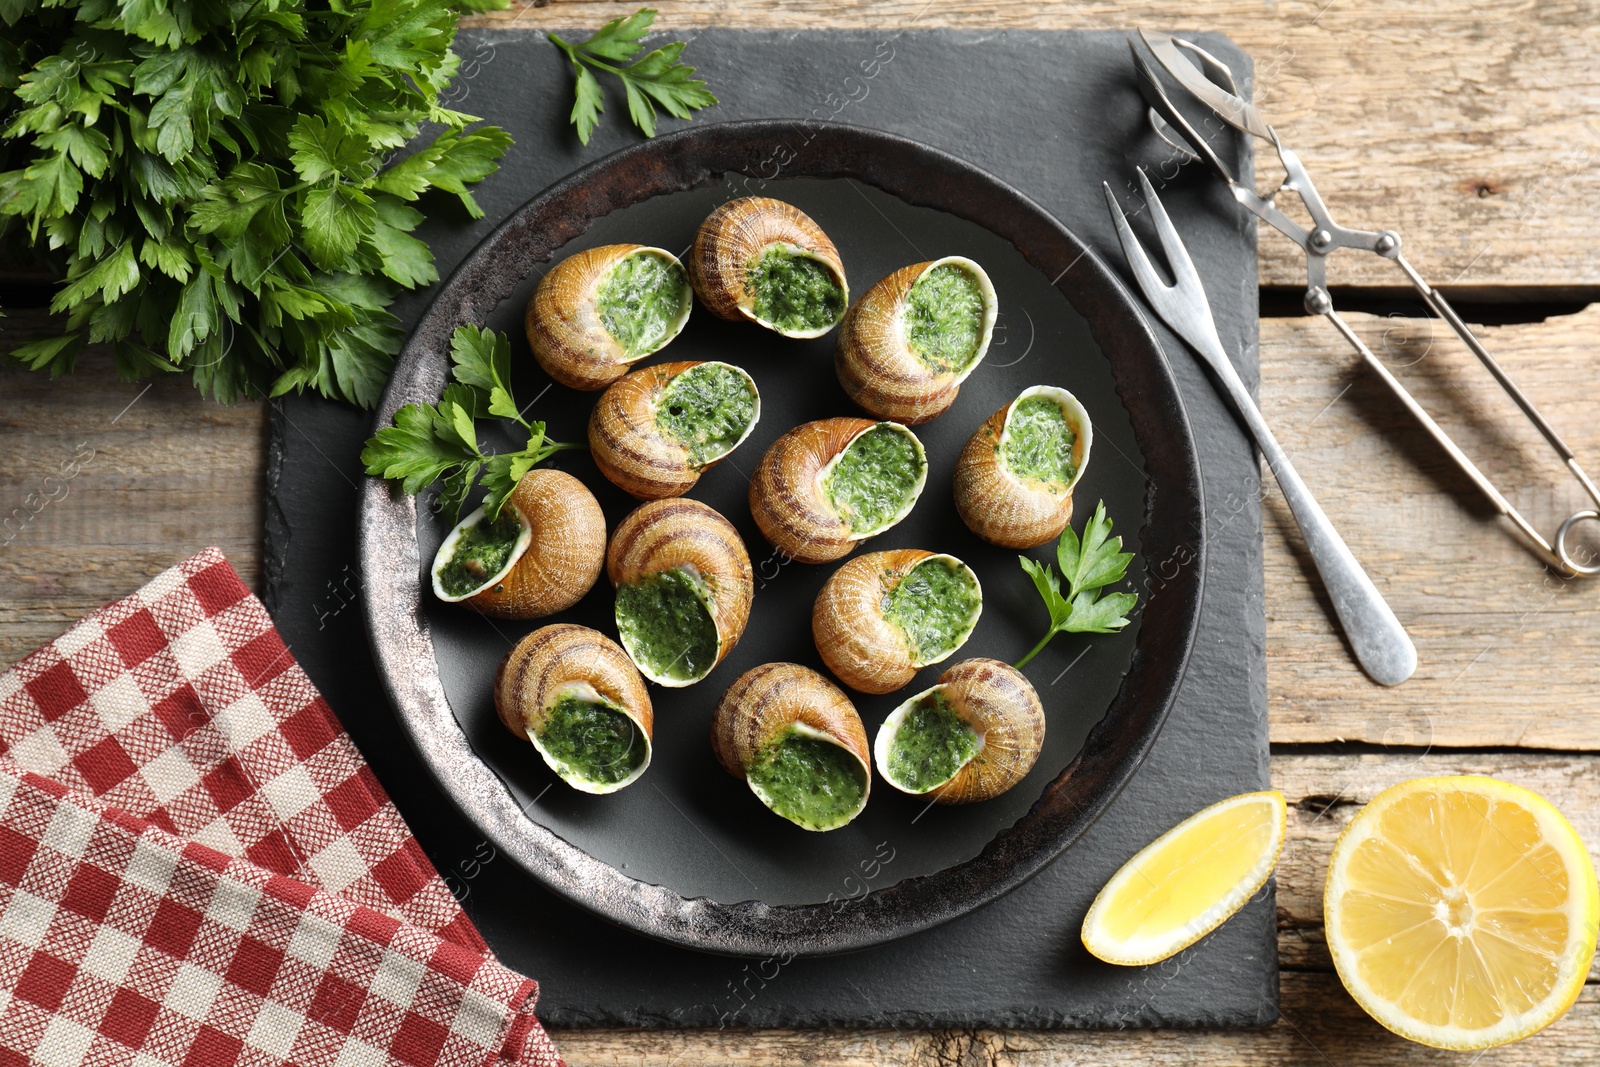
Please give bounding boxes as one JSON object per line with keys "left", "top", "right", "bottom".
{"left": 607, "top": 498, "right": 754, "bottom": 687}
{"left": 812, "top": 550, "right": 983, "bottom": 695}
{"left": 748, "top": 418, "right": 928, "bottom": 565}
{"left": 496, "top": 624, "right": 652, "bottom": 794}
{"left": 835, "top": 256, "right": 998, "bottom": 424}
{"left": 525, "top": 244, "right": 693, "bottom": 390}
{"left": 687, "top": 197, "right": 849, "bottom": 338}
{"left": 873, "top": 658, "right": 1045, "bottom": 804}
{"left": 953, "top": 385, "right": 1093, "bottom": 549}
{"left": 589, "top": 360, "right": 762, "bottom": 499}
{"left": 431, "top": 469, "right": 606, "bottom": 619}
{"left": 711, "top": 662, "right": 872, "bottom": 831}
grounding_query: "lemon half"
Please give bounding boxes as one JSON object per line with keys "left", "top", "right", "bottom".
{"left": 1325, "top": 775, "right": 1599, "bottom": 1050}
{"left": 1082, "top": 790, "right": 1287, "bottom": 966}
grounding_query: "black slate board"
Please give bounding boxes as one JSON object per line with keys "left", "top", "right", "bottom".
{"left": 264, "top": 29, "right": 1272, "bottom": 1029}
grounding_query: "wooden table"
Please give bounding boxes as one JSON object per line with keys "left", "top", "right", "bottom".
{"left": 4, "top": 2, "right": 1599, "bottom": 1062}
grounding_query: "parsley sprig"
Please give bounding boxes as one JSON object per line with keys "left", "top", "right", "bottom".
{"left": 361, "top": 325, "right": 583, "bottom": 522}
{"left": 1015, "top": 502, "right": 1140, "bottom": 669}
{"left": 0, "top": 0, "right": 512, "bottom": 406}
{"left": 550, "top": 9, "right": 718, "bottom": 145}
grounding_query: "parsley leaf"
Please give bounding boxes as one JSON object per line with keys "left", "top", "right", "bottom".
{"left": 362, "top": 400, "right": 483, "bottom": 496}
{"left": 448, "top": 322, "right": 522, "bottom": 425}
{"left": 1, "top": 0, "right": 512, "bottom": 406}
{"left": 361, "top": 324, "right": 583, "bottom": 523}
{"left": 1014, "top": 501, "right": 1140, "bottom": 668}
{"left": 550, "top": 8, "right": 718, "bottom": 145}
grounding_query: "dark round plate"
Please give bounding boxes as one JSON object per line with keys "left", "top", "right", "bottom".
{"left": 360, "top": 120, "right": 1204, "bottom": 958}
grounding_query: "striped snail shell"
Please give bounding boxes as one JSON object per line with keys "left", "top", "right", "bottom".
{"left": 711, "top": 662, "right": 871, "bottom": 831}
{"left": 430, "top": 469, "right": 606, "bottom": 619}
{"left": 873, "top": 658, "right": 1045, "bottom": 804}
{"left": 588, "top": 360, "right": 762, "bottom": 499}
{"left": 953, "top": 385, "right": 1093, "bottom": 549}
{"left": 525, "top": 244, "right": 693, "bottom": 390}
{"left": 687, "top": 197, "right": 849, "bottom": 338}
{"left": 835, "top": 256, "right": 997, "bottom": 424}
{"left": 495, "top": 624, "right": 652, "bottom": 794}
{"left": 812, "top": 549, "right": 983, "bottom": 695}
{"left": 747, "top": 418, "right": 928, "bottom": 565}
{"left": 607, "top": 498, "right": 754, "bottom": 687}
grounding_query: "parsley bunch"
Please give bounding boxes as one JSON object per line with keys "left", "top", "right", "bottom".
{"left": 361, "top": 324, "right": 583, "bottom": 522}
{"left": 0, "top": 0, "right": 512, "bottom": 406}
{"left": 1015, "top": 501, "right": 1140, "bottom": 669}
{"left": 551, "top": 9, "right": 717, "bottom": 145}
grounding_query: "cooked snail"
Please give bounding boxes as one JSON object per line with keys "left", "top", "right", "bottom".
{"left": 607, "top": 498, "right": 753, "bottom": 687}
{"left": 525, "top": 244, "right": 694, "bottom": 390}
{"left": 496, "top": 624, "right": 652, "bottom": 794}
{"left": 835, "top": 256, "right": 998, "bottom": 424}
{"left": 812, "top": 550, "right": 983, "bottom": 695}
{"left": 711, "top": 663, "right": 871, "bottom": 831}
{"left": 748, "top": 418, "right": 927, "bottom": 565}
{"left": 431, "top": 469, "right": 606, "bottom": 619}
{"left": 873, "top": 658, "right": 1044, "bottom": 804}
{"left": 687, "top": 197, "right": 849, "bottom": 338}
{"left": 953, "top": 385, "right": 1093, "bottom": 549}
{"left": 589, "top": 360, "right": 761, "bottom": 499}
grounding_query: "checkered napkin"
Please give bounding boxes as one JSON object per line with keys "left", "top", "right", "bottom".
{"left": 0, "top": 548, "right": 563, "bottom": 1067}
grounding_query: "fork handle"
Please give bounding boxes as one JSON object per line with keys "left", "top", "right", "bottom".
{"left": 1216, "top": 373, "right": 1418, "bottom": 686}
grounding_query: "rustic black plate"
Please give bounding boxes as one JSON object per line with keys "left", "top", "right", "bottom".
{"left": 359, "top": 120, "right": 1204, "bottom": 957}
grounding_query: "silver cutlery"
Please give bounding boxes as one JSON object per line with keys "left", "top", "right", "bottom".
{"left": 1105, "top": 169, "right": 1418, "bottom": 686}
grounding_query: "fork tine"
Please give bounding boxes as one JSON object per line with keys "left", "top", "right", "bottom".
{"left": 1135, "top": 168, "right": 1208, "bottom": 300}
{"left": 1101, "top": 181, "right": 1175, "bottom": 307}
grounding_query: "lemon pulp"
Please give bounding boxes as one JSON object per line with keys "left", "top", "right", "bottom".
{"left": 1082, "top": 790, "right": 1286, "bottom": 966}
{"left": 1325, "top": 775, "right": 1598, "bottom": 1050}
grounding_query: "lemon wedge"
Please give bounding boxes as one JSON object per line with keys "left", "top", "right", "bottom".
{"left": 1082, "top": 790, "right": 1287, "bottom": 966}
{"left": 1325, "top": 775, "right": 1598, "bottom": 1050}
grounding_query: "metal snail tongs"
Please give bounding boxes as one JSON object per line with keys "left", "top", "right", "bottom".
{"left": 1130, "top": 29, "right": 1600, "bottom": 579}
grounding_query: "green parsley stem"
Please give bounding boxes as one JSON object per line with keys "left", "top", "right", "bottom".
{"left": 1014, "top": 628, "right": 1058, "bottom": 670}
{"left": 571, "top": 53, "right": 630, "bottom": 77}
{"left": 547, "top": 35, "right": 640, "bottom": 78}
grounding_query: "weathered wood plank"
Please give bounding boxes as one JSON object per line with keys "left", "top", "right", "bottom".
{"left": 1258, "top": 307, "right": 1600, "bottom": 748}
{"left": 549, "top": 978, "right": 1600, "bottom": 1066}
{"left": 0, "top": 310, "right": 267, "bottom": 668}
{"left": 467, "top": 0, "right": 1600, "bottom": 295}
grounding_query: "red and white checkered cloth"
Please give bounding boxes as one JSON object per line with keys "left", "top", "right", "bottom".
{"left": 0, "top": 548, "right": 563, "bottom": 1067}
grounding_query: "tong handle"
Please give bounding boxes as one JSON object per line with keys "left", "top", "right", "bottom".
{"left": 1314, "top": 274, "right": 1600, "bottom": 578}
{"left": 1394, "top": 253, "right": 1577, "bottom": 461}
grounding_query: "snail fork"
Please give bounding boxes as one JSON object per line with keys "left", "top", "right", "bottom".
{"left": 1104, "top": 169, "right": 1417, "bottom": 686}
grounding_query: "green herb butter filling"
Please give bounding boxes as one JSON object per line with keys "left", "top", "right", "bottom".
{"left": 656, "top": 363, "right": 759, "bottom": 466}
{"left": 614, "top": 567, "right": 719, "bottom": 681}
{"left": 596, "top": 251, "right": 692, "bottom": 357}
{"left": 1003, "top": 394, "right": 1078, "bottom": 486}
{"left": 537, "top": 695, "right": 648, "bottom": 785}
{"left": 887, "top": 690, "right": 982, "bottom": 793}
{"left": 903, "top": 263, "right": 988, "bottom": 373}
{"left": 746, "top": 728, "right": 867, "bottom": 830}
{"left": 747, "top": 245, "right": 845, "bottom": 333}
{"left": 881, "top": 557, "right": 983, "bottom": 664}
{"left": 823, "top": 425, "right": 926, "bottom": 535}
{"left": 436, "top": 512, "right": 524, "bottom": 597}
